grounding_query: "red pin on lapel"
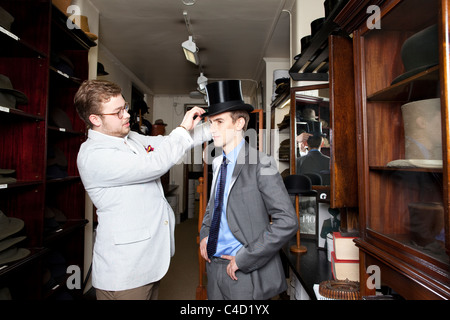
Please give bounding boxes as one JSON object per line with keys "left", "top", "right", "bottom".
{"left": 145, "top": 145, "right": 154, "bottom": 153}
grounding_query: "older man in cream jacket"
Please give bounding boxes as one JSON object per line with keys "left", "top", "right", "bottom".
{"left": 75, "top": 80, "right": 210, "bottom": 300}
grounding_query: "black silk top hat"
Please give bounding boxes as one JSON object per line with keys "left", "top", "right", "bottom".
{"left": 204, "top": 80, "right": 254, "bottom": 117}
{"left": 391, "top": 24, "right": 439, "bottom": 85}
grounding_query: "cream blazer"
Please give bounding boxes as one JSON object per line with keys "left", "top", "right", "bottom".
{"left": 77, "top": 124, "right": 210, "bottom": 291}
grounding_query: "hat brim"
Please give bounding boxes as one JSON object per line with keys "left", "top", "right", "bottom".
{"left": 0, "top": 217, "right": 24, "bottom": 241}
{"left": 202, "top": 103, "right": 254, "bottom": 118}
{"left": 0, "top": 236, "right": 26, "bottom": 252}
{"left": 391, "top": 63, "right": 438, "bottom": 85}
{"left": 286, "top": 189, "right": 317, "bottom": 196}
{"left": 0, "top": 88, "right": 28, "bottom": 104}
{"left": 0, "top": 247, "right": 30, "bottom": 265}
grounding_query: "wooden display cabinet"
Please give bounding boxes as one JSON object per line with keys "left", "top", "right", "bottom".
{"left": 0, "top": 1, "right": 93, "bottom": 299}
{"left": 336, "top": 0, "right": 450, "bottom": 298}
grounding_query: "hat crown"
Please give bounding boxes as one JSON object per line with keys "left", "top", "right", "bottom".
{"left": 0, "top": 74, "right": 14, "bottom": 91}
{"left": 206, "top": 80, "right": 244, "bottom": 106}
{"left": 204, "top": 80, "right": 254, "bottom": 117}
{"left": 401, "top": 24, "right": 439, "bottom": 71}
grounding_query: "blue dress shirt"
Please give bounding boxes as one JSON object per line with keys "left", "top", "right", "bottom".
{"left": 213, "top": 139, "right": 245, "bottom": 257}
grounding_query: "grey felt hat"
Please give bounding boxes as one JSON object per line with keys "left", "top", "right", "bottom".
{"left": 0, "top": 74, "right": 28, "bottom": 109}
{"left": 391, "top": 24, "right": 439, "bottom": 84}
{"left": 0, "top": 210, "right": 24, "bottom": 241}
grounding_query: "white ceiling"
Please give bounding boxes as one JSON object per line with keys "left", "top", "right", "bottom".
{"left": 89, "top": 0, "right": 293, "bottom": 96}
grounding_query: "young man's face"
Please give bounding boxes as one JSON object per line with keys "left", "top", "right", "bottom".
{"left": 94, "top": 95, "right": 131, "bottom": 138}
{"left": 208, "top": 111, "right": 244, "bottom": 153}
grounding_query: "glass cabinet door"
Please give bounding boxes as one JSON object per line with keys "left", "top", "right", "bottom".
{"left": 355, "top": 0, "right": 449, "bottom": 267}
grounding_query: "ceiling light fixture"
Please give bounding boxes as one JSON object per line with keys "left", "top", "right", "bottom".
{"left": 182, "top": 35, "right": 199, "bottom": 65}
{"left": 182, "top": 0, "right": 196, "bottom": 5}
{"left": 197, "top": 72, "right": 208, "bottom": 93}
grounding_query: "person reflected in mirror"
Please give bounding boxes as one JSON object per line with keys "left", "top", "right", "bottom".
{"left": 296, "top": 133, "right": 330, "bottom": 177}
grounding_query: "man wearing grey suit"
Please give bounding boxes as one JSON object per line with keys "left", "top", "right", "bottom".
{"left": 296, "top": 133, "right": 330, "bottom": 176}
{"left": 199, "top": 80, "right": 298, "bottom": 300}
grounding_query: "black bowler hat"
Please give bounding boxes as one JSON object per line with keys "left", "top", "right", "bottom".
{"left": 283, "top": 174, "right": 317, "bottom": 197}
{"left": 203, "top": 80, "right": 254, "bottom": 117}
{"left": 391, "top": 24, "right": 439, "bottom": 84}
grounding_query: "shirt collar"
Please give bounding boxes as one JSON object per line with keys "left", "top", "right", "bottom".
{"left": 223, "top": 139, "right": 245, "bottom": 164}
{"left": 88, "top": 129, "right": 129, "bottom": 142}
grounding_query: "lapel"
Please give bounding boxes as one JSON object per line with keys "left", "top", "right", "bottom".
{"left": 229, "top": 141, "right": 248, "bottom": 191}
{"left": 209, "top": 141, "right": 251, "bottom": 202}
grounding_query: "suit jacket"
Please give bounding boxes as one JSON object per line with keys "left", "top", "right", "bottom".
{"left": 296, "top": 149, "right": 330, "bottom": 175}
{"left": 77, "top": 124, "right": 210, "bottom": 291}
{"left": 200, "top": 142, "right": 298, "bottom": 299}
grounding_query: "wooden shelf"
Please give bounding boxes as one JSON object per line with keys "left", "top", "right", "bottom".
{"left": 367, "top": 66, "right": 439, "bottom": 102}
{"left": 289, "top": 0, "right": 350, "bottom": 81}
{"left": 0, "top": 1, "right": 89, "bottom": 299}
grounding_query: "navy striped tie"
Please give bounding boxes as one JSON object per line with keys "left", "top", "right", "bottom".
{"left": 206, "top": 156, "right": 228, "bottom": 258}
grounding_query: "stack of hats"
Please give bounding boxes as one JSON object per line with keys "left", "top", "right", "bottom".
{"left": 49, "top": 107, "right": 73, "bottom": 130}
{"left": 277, "top": 114, "right": 290, "bottom": 131}
{"left": 0, "top": 6, "right": 14, "bottom": 32}
{"left": 0, "top": 74, "right": 28, "bottom": 110}
{"left": 0, "top": 210, "right": 30, "bottom": 267}
{"left": 44, "top": 207, "right": 67, "bottom": 235}
{"left": 0, "top": 169, "right": 16, "bottom": 184}
{"left": 272, "top": 70, "right": 290, "bottom": 102}
{"left": 47, "top": 145, "right": 68, "bottom": 179}
{"left": 278, "top": 139, "right": 290, "bottom": 161}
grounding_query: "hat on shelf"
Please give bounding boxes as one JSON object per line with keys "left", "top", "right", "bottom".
{"left": 0, "top": 210, "right": 24, "bottom": 241}
{"left": 302, "top": 108, "right": 318, "bottom": 120}
{"left": 0, "top": 168, "right": 16, "bottom": 184}
{"left": 203, "top": 80, "right": 254, "bottom": 117}
{"left": 97, "top": 62, "right": 109, "bottom": 76}
{"left": 0, "top": 246, "right": 30, "bottom": 265}
{"left": 311, "top": 17, "right": 325, "bottom": 38}
{"left": 154, "top": 119, "right": 167, "bottom": 126}
{"left": 49, "top": 107, "right": 73, "bottom": 130}
{"left": 391, "top": 24, "right": 439, "bottom": 85}
{"left": 408, "top": 202, "right": 444, "bottom": 246}
{"left": 283, "top": 174, "right": 317, "bottom": 197}
{"left": 0, "top": 235, "right": 26, "bottom": 253}
{"left": 324, "top": 0, "right": 344, "bottom": 19}
{"left": 401, "top": 98, "right": 442, "bottom": 160}
{"left": 53, "top": 0, "right": 72, "bottom": 15}
{"left": 71, "top": 15, "right": 98, "bottom": 41}
{"left": 47, "top": 145, "right": 68, "bottom": 179}
{"left": 0, "top": 74, "right": 28, "bottom": 109}
{"left": 0, "top": 6, "right": 14, "bottom": 31}
{"left": 51, "top": 52, "right": 75, "bottom": 77}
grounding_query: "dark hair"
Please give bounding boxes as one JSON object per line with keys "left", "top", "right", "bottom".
{"left": 307, "top": 134, "right": 323, "bottom": 149}
{"left": 74, "top": 80, "right": 122, "bottom": 129}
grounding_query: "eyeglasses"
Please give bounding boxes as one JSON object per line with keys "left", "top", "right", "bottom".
{"left": 96, "top": 103, "right": 130, "bottom": 119}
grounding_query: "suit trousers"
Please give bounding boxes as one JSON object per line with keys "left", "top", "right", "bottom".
{"left": 95, "top": 281, "right": 160, "bottom": 300}
{"left": 206, "top": 257, "right": 254, "bottom": 300}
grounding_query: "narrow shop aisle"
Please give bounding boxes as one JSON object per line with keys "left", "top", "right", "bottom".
{"left": 158, "top": 216, "right": 200, "bottom": 300}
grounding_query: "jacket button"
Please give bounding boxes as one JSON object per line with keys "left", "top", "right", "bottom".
{"left": 164, "top": 220, "right": 168, "bottom": 225}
